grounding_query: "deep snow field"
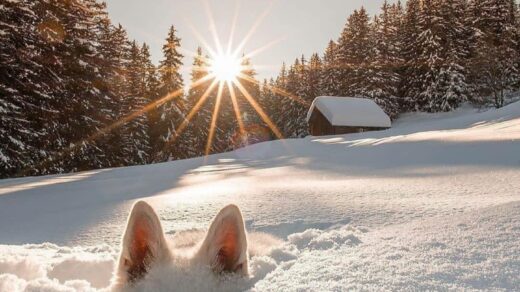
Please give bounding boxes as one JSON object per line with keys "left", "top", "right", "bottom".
{"left": 0, "top": 101, "right": 519, "bottom": 291}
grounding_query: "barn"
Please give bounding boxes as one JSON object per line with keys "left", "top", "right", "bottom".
{"left": 306, "top": 96, "right": 391, "bottom": 136}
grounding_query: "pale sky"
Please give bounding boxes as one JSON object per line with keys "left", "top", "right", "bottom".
{"left": 104, "top": 0, "right": 397, "bottom": 83}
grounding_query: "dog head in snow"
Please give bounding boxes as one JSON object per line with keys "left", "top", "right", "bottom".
{"left": 112, "top": 201, "right": 249, "bottom": 290}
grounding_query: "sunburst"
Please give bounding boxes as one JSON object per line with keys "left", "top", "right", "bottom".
{"left": 165, "top": 0, "right": 289, "bottom": 156}
{"left": 209, "top": 53, "right": 242, "bottom": 82}
{"left": 22, "top": 0, "right": 295, "bottom": 175}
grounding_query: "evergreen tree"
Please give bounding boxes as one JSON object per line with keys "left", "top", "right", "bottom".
{"left": 401, "top": 0, "right": 422, "bottom": 111}
{"left": 185, "top": 47, "right": 216, "bottom": 157}
{"left": 433, "top": 0, "right": 470, "bottom": 111}
{"left": 363, "top": 2, "right": 402, "bottom": 118}
{"left": 97, "top": 23, "right": 130, "bottom": 167}
{"left": 467, "top": 0, "right": 519, "bottom": 108}
{"left": 237, "top": 56, "right": 261, "bottom": 126}
{"left": 406, "top": 0, "right": 469, "bottom": 112}
{"left": 336, "top": 7, "right": 372, "bottom": 96}
{"left": 36, "top": 0, "right": 112, "bottom": 173}
{"left": 270, "top": 63, "right": 288, "bottom": 132}
{"left": 307, "top": 53, "right": 323, "bottom": 102}
{"left": 281, "top": 59, "right": 304, "bottom": 138}
{"left": 0, "top": 0, "right": 41, "bottom": 177}
{"left": 120, "top": 41, "right": 151, "bottom": 165}
{"left": 320, "top": 40, "right": 341, "bottom": 96}
{"left": 155, "top": 25, "right": 186, "bottom": 161}
{"left": 139, "top": 43, "right": 162, "bottom": 158}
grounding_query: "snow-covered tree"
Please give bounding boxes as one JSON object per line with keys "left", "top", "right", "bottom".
{"left": 185, "top": 47, "right": 216, "bottom": 157}
{"left": 336, "top": 7, "right": 372, "bottom": 96}
{"left": 320, "top": 40, "right": 341, "bottom": 96}
{"left": 467, "top": 0, "right": 519, "bottom": 108}
{"left": 120, "top": 41, "right": 151, "bottom": 165}
{"left": 405, "top": 0, "right": 469, "bottom": 112}
{"left": 0, "top": 0, "right": 41, "bottom": 177}
{"left": 155, "top": 25, "right": 186, "bottom": 161}
{"left": 363, "top": 2, "right": 402, "bottom": 119}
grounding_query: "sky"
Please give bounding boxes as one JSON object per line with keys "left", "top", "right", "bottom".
{"left": 104, "top": 0, "right": 397, "bottom": 84}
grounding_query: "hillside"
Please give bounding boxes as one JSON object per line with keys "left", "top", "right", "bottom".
{"left": 0, "top": 102, "right": 519, "bottom": 291}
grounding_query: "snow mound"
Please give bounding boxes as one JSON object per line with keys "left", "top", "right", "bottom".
{"left": 0, "top": 244, "right": 116, "bottom": 291}
{"left": 1, "top": 101, "right": 520, "bottom": 290}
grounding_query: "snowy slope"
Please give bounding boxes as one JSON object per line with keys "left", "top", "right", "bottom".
{"left": 0, "top": 102, "right": 519, "bottom": 291}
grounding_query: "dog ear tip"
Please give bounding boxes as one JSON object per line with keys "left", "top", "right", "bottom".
{"left": 132, "top": 200, "right": 153, "bottom": 212}
{"left": 222, "top": 204, "right": 241, "bottom": 214}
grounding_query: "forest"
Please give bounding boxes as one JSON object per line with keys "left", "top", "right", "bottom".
{"left": 1, "top": 0, "right": 519, "bottom": 178}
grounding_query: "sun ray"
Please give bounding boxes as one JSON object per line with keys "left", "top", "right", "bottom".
{"left": 227, "top": 0, "right": 241, "bottom": 55}
{"left": 17, "top": 74, "right": 215, "bottom": 176}
{"left": 21, "top": 1, "right": 294, "bottom": 177}
{"left": 93, "top": 73, "right": 215, "bottom": 141}
{"left": 161, "top": 78, "right": 219, "bottom": 151}
{"left": 232, "top": 78, "right": 284, "bottom": 140}
{"left": 205, "top": 81, "right": 226, "bottom": 157}
{"left": 186, "top": 22, "right": 218, "bottom": 58}
{"left": 242, "top": 36, "right": 285, "bottom": 60}
{"left": 232, "top": 0, "right": 275, "bottom": 58}
{"left": 210, "top": 54, "right": 242, "bottom": 82}
{"left": 203, "top": 0, "right": 224, "bottom": 55}
{"left": 238, "top": 73, "right": 309, "bottom": 106}
{"left": 226, "top": 80, "right": 246, "bottom": 137}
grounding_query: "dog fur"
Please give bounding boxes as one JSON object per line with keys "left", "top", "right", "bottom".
{"left": 111, "top": 201, "right": 274, "bottom": 291}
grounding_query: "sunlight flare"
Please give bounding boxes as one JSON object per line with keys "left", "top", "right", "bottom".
{"left": 205, "top": 81, "right": 226, "bottom": 157}
{"left": 235, "top": 75, "right": 284, "bottom": 140}
{"left": 210, "top": 54, "right": 242, "bottom": 82}
{"left": 227, "top": 80, "right": 246, "bottom": 137}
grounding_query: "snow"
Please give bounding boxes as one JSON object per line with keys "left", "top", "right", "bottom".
{"left": 306, "top": 96, "right": 392, "bottom": 128}
{"left": 0, "top": 101, "right": 520, "bottom": 291}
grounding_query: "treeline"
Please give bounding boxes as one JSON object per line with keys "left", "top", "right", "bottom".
{"left": 0, "top": 0, "right": 266, "bottom": 178}
{"left": 1, "top": 0, "right": 520, "bottom": 178}
{"left": 259, "top": 0, "right": 520, "bottom": 138}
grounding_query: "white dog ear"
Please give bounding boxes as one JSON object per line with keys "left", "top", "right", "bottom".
{"left": 117, "top": 201, "right": 169, "bottom": 284}
{"left": 198, "top": 204, "right": 249, "bottom": 275}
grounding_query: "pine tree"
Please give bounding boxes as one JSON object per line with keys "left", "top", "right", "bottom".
{"left": 364, "top": 1, "right": 403, "bottom": 118}
{"left": 363, "top": 2, "right": 402, "bottom": 118}
{"left": 185, "top": 47, "right": 216, "bottom": 157}
{"left": 155, "top": 25, "right": 186, "bottom": 161}
{"left": 33, "top": 0, "right": 111, "bottom": 173}
{"left": 433, "top": 0, "right": 470, "bottom": 111}
{"left": 237, "top": 56, "right": 261, "bottom": 126}
{"left": 281, "top": 59, "right": 304, "bottom": 138}
{"left": 97, "top": 23, "right": 130, "bottom": 167}
{"left": 120, "top": 41, "right": 151, "bottom": 165}
{"left": 467, "top": 0, "right": 519, "bottom": 108}
{"left": 336, "top": 7, "right": 372, "bottom": 96}
{"left": 270, "top": 63, "right": 288, "bottom": 132}
{"left": 401, "top": 0, "right": 422, "bottom": 111}
{"left": 0, "top": 0, "right": 41, "bottom": 177}
{"left": 320, "top": 40, "right": 341, "bottom": 96}
{"left": 307, "top": 53, "right": 323, "bottom": 102}
{"left": 139, "top": 43, "right": 162, "bottom": 160}
{"left": 405, "top": 0, "right": 469, "bottom": 112}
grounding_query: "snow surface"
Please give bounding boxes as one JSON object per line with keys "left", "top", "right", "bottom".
{"left": 306, "top": 96, "right": 392, "bottom": 128}
{"left": 1, "top": 102, "right": 520, "bottom": 291}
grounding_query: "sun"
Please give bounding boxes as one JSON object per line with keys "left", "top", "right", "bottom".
{"left": 210, "top": 54, "right": 242, "bottom": 82}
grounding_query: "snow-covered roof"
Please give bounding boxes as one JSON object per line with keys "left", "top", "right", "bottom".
{"left": 306, "top": 96, "right": 391, "bottom": 128}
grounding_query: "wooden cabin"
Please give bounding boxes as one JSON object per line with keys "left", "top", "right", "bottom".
{"left": 306, "top": 96, "right": 391, "bottom": 136}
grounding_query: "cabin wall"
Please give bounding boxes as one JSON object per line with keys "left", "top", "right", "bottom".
{"left": 309, "top": 109, "right": 334, "bottom": 136}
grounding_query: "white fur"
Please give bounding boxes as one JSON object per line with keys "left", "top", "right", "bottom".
{"left": 111, "top": 201, "right": 253, "bottom": 291}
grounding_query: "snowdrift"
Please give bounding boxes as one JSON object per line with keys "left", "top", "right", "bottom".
{"left": 0, "top": 102, "right": 519, "bottom": 291}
